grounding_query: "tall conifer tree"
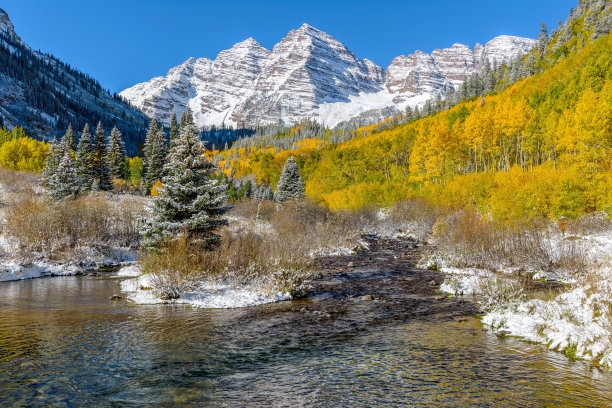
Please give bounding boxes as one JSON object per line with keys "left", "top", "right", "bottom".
{"left": 62, "top": 123, "right": 77, "bottom": 152}
{"left": 138, "top": 122, "right": 229, "bottom": 250}
{"left": 76, "top": 123, "right": 94, "bottom": 191}
{"left": 169, "top": 112, "right": 179, "bottom": 148}
{"left": 48, "top": 151, "right": 81, "bottom": 200}
{"left": 107, "top": 126, "right": 127, "bottom": 180}
{"left": 274, "top": 156, "right": 305, "bottom": 206}
{"left": 92, "top": 121, "right": 112, "bottom": 191}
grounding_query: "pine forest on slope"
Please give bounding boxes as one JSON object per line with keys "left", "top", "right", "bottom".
{"left": 0, "top": 8, "right": 148, "bottom": 155}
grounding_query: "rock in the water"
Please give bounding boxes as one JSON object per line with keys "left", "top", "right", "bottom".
{"left": 434, "top": 295, "right": 446, "bottom": 301}
{"left": 428, "top": 280, "right": 437, "bottom": 286}
{"left": 109, "top": 295, "right": 123, "bottom": 300}
{"left": 347, "top": 262, "right": 355, "bottom": 268}
{"left": 362, "top": 294, "right": 374, "bottom": 301}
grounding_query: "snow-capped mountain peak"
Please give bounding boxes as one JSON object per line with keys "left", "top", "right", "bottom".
{"left": 120, "top": 25, "right": 535, "bottom": 128}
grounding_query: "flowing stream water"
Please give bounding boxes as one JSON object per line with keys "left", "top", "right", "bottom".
{"left": 1, "top": 237, "right": 611, "bottom": 407}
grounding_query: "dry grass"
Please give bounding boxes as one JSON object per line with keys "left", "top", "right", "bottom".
{"left": 478, "top": 275, "right": 526, "bottom": 310}
{"left": 431, "top": 209, "right": 589, "bottom": 277}
{"left": 4, "top": 193, "right": 144, "bottom": 261}
{"left": 141, "top": 198, "right": 382, "bottom": 299}
{"left": 0, "top": 168, "right": 41, "bottom": 208}
{"left": 141, "top": 227, "right": 315, "bottom": 299}
{"left": 567, "top": 212, "right": 612, "bottom": 235}
{"left": 0, "top": 167, "right": 40, "bottom": 194}
{"left": 386, "top": 199, "right": 444, "bottom": 241}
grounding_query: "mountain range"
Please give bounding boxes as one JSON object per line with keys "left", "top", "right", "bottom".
{"left": 0, "top": 8, "right": 147, "bottom": 153}
{"left": 120, "top": 24, "right": 536, "bottom": 128}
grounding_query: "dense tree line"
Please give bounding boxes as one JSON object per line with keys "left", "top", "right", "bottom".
{"left": 43, "top": 122, "right": 127, "bottom": 199}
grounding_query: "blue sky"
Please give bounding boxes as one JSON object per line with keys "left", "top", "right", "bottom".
{"left": 2, "top": 0, "right": 577, "bottom": 93}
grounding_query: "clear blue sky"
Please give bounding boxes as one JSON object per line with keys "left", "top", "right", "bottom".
{"left": 2, "top": 0, "right": 577, "bottom": 93}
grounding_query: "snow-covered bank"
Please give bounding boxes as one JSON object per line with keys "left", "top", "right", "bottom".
{"left": 119, "top": 271, "right": 291, "bottom": 309}
{"left": 483, "top": 282, "right": 612, "bottom": 369}
{"left": 426, "top": 229, "right": 612, "bottom": 370}
{"left": 0, "top": 261, "right": 82, "bottom": 282}
{"left": 0, "top": 248, "right": 138, "bottom": 282}
{"left": 1, "top": 225, "right": 138, "bottom": 283}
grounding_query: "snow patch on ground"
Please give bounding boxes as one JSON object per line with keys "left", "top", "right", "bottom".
{"left": 0, "top": 261, "right": 82, "bottom": 282}
{"left": 438, "top": 268, "right": 495, "bottom": 296}
{"left": 430, "top": 230, "right": 612, "bottom": 369}
{"left": 115, "top": 263, "right": 142, "bottom": 277}
{"left": 120, "top": 274, "right": 291, "bottom": 309}
{"left": 0, "top": 243, "right": 138, "bottom": 283}
{"left": 483, "top": 283, "right": 612, "bottom": 369}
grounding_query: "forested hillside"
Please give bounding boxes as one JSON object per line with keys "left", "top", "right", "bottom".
{"left": 0, "top": 9, "right": 148, "bottom": 155}
{"left": 210, "top": 0, "right": 612, "bottom": 221}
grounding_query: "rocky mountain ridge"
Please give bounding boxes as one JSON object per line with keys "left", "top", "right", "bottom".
{"left": 121, "top": 24, "right": 536, "bottom": 128}
{"left": 0, "top": 8, "right": 147, "bottom": 153}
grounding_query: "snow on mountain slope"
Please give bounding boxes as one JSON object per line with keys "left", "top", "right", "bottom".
{"left": 387, "top": 36, "right": 537, "bottom": 99}
{"left": 0, "top": 9, "right": 147, "bottom": 153}
{"left": 230, "top": 24, "right": 385, "bottom": 127}
{"left": 120, "top": 25, "right": 536, "bottom": 128}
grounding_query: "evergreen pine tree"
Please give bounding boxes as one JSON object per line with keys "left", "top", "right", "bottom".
{"left": 144, "top": 129, "right": 168, "bottom": 191}
{"left": 138, "top": 122, "right": 229, "bottom": 250}
{"left": 107, "top": 126, "right": 127, "bottom": 180}
{"left": 92, "top": 122, "right": 112, "bottom": 190}
{"left": 142, "top": 119, "right": 159, "bottom": 185}
{"left": 169, "top": 112, "right": 179, "bottom": 147}
{"left": 42, "top": 136, "right": 61, "bottom": 189}
{"left": 48, "top": 151, "right": 81, "bottom": 200}
{"left": 76, "top": 123, "right": 94, "bottom": 191}
{"left": 179, "top": 107, "right": 194, "bottom": 130}
{"left": 538, "top": 23, "right": 549, "bottom": 54}
{"left": 405, "top": 105, "right": 413, "bottom": 120}
{"left": 263, "top": 185, "right": 274, "bottom": 201}
{"left": 62, "top": 123, "right": 78, "bottom": 152}
{"left": 274, "top": 156, "right": 305, "bottom": 206}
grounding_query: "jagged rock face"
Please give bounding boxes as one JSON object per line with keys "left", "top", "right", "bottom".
{"left": 475, "top": 35, "right": 536, "bottom": 69}
{"left": 231, "top": 25, "right": 385, "bottom": 126}
{"left": 121, "top": 26, "right": 535, "bottom": 128}
{"left": 386, "top": 51, "right": 450, "bottom": 96}
{"left": 121, "top": 38, "right": 271, "bottom": 127}
{"left": 0, "top": 8, "right": 17, "bottom": 40}
{"left": 386, "top": 35, "right": 537, "bottom": 95}
{"left": 122, "top": 24, "right": 385, "bottom": 127}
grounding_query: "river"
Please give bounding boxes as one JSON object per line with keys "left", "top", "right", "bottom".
{"left": 1, "top": 238, "right": 611, "bottom": 407}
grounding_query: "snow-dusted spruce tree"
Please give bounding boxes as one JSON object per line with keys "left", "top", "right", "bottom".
{"left": 274, "top": 156, "right": 305, "bottom": 206}
{"left": 107, "top": 126, "right": 127, "bottom": 180}
{"left": 142, "top": 118, "right": 158, "bottom": 188}
{"left": 48, "top": 151, "right": 81, "bottom": 200}
{"left": 179, "top": 107, "right": 194, "bottom": 130}
{"left": 63, "top": 123, "right": 78, "bottom": 152}
{"left": 146, "top": 129, "right": 168, "bottom": 190}
{"left": 138, "top": 122, "right": 230, "bottom": 251}
{"left": 42, "top": 136, "right": 61, "bottom": 189}
{"left": 169, "top": 112, "right": 179, "bottom": 148}
{"left": 92, "top": 122, "right": 112, "bottom": 191}
{"left": 142, "top": 119, "right": 168, "bottom": 192}
{"left": 76, "top": 123, "right": 94, "bottom": 191}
